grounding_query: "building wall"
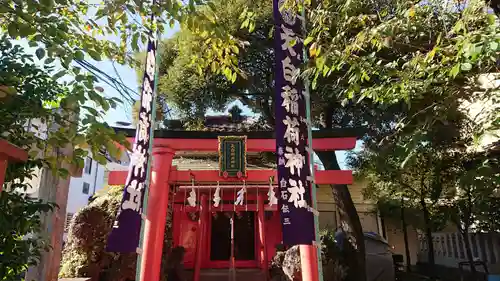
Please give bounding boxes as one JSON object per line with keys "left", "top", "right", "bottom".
{"left": 385, "top": 218, "right": 420, "bottom": 266}
{"left": 316, "top": 181, "right": 420, "bottom": 266}
{"left": 316, "top": 182, "right": 381, "bottom": 234}
{"left": 418, "top": 232, "right": 500, "bottom": 273}
{"left": 63, "top": 157, "right": 106, "bottom": 240}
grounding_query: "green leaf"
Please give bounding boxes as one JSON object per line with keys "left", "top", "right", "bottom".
{"left": 230, "top": 45, "right": 239, "bottom": 54}
{"left": 240, "top": 19, "right": 249, "bottom": 29}
{"left": 53, "top": 70, "right": 66, "bottom": 80}
{"left": 239, "top": 8, "right": 247, "bottom": 20}
{"left": 488, "top": 14, "right": 496, "bottom": 25}
{"left": 58, "top": 168, "right": 69, "bottom": 179}
{"left": 7, "top": 22, "right": 18, "bottom": 37}
{"left": 35, "top": 48, "right": 45, "bottom": 60}
{"left": 490, "top": 41, "right": 498, "bottom": 51}
{"left": 83, "top": 106, "right": 99, "bottom": 116}
{"left": 304, "top": 37, "right": 314, "bottom": 46}
{"left": 131, "top": 33, "right": 140, "bottom": 52}
{"left": 74, "top": 50, "right": 85, "bottom": 61}
{"left": 450, "top": 63, "right": 460, "bottom": 78}
{"left": 18, "top": 24, "right": 35, "bottom": 37}
{"left": 460, "top": 62, "right": 472, "bottom": 71}
{"left": 207, "top": 2, "right": 217, "bottom": 12}
{"left": 41, "top": 0, "right": 55, "bottom": 9}
{"left": 63, "top": 54, "right": 73, "bottom": 68}
{"left": 249, "top": 22, "right": 255, "bottom": 32}
{"left": 88, "top": 50, "right": 102, "bottom": 61}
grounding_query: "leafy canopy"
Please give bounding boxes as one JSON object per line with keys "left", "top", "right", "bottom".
{"left": 0, "top": 36, "right": 127, "bottom": 280}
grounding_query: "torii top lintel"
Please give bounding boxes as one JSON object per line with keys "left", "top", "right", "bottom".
{"left": 108, "top": 128, "right": 360, "bottom": 186}
{"left": 114, "top": 127, "right": 362, "bottom": 152}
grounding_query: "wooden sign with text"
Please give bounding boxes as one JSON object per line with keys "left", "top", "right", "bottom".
{"left": 218, "top": 136, "right": 247, "bottom": 178}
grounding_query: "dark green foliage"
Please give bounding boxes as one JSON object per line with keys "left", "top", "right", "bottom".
{"left": 0, "top": 192, "right": 55, "bottom": 281}
{"left": 60, "top": 186, "right": 175, "bottom": 281}
{"left": 59, "top": 185, "right": 137, "bottom": 281}
{"left": 0, "top": 35, "right": 131, "bottom": 281}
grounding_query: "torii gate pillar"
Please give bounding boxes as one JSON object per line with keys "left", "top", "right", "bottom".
{"left": 140, "top": 146, "right": 175, "bottom": 281}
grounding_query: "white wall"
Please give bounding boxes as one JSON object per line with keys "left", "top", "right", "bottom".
{"left": 418, "top": 232, "right": 500, "bottom": 273}
{"left": 63, "top": 157, "right": 106, "bottom": 241}
{"left": 62, "top": 149, "right": 130, "bottom": 241}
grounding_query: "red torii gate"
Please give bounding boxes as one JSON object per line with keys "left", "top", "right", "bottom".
{"left": 108, "top": 129, "right": 357, "bottom": 281}
{"left": 0, "top": 139, "right": 28, "bottom": 193}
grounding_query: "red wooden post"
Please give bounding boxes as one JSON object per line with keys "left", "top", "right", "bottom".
{"left": 140, "top": 146, "right": 175, "bottom": 281}
{"left": 300, "top": 245, "right": 319, "bottom": 281}
{"left": 258, "top": 193, "right": 269, "bottom": 279}
{"left": 0, "top": 139, "right": 28, "bottom": 193}
{"left": 193, "top": 194, "right": 208, "bottom": 281}
{"left": 0, "top": 158, "right": 7, "bottom": 192}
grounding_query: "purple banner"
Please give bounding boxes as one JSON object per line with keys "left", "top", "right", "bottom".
{"left": 106, "top": 36, "right": 157, "bottom": 253}
{"left": 273, "top": 0, "right": 315, "bottom": 246}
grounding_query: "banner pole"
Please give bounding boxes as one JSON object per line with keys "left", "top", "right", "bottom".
{"left": 134, "top": 27, "right": 161, "bottom": 281}
{"left": 301, "top": 3, "right": 325, "bottom": 281}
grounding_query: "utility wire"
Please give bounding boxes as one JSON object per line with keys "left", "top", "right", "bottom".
{"left": 1, "top": 2, "right": 174, "bottom": 123}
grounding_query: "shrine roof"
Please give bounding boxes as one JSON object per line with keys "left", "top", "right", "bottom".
{"left": 112, "top": 127, "right": 364, "bottom": 139}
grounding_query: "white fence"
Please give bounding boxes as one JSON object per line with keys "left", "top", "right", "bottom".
{"left": 418, "top": 232, "right": 500, "bottom": 271}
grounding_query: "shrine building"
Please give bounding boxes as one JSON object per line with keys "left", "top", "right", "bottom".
{"left": 106, "top": 115, "right": 390, "bottom": 281}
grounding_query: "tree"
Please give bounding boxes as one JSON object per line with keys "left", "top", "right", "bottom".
{"left": 0, "top": 0, "right": 243, "bottom": 83}
{"left": 0, "top": 192, "right": 55, "bottom": 281}
{"left": 351, "top": 91, "right": 498, "bottom": 278}
{"left": 443, "top": 151, "right": 500, "bottom": 276}
{"left": 354, "top": 142, "right": 457, "bottom": 272}
{"left": 0, "top": 35, "right": 131, "bottom": 280}
{"left": 299, "top": 0, "right": 500, "bottom": 144}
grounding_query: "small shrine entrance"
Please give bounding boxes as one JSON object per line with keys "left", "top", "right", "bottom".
{"left": 107, "top": 129, "right": 357, "bottom": 281}
{"left": 172, "top": 183, "right": 283, "bottom": 271}
{"left": 210, "top": 211, "right": 255, "bottom": 263}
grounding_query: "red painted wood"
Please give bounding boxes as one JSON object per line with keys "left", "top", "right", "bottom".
{"left": 140, "top": 148, "right": 175, "bottom": 281}
{"left": 300, "top": 245, "right": 319, "bottom": 281}
{"left": 257, "top": 194, "right": 269, "bottom": 278}
{"left": 109, "top": 169, "right": 353, "bottom": 185}
{"left": 0, "top": 139, "right": 28, "bottom": 162}
{"left": 193, "top": 195, "right": 208, "bottom": 281}
{"left": 265, "top": 211, "right": 282, "bottom": 261}
{"left": 0, "top": 139, "right": 28, "bottom": 193}
{"left": 173, "top": 207, "right": 198, "bottom": 267}
{"left": 202, "top": 197, "right": 211, "bottom": 269}
{"left": 0, "top": 159, "right": 7, "bottom": 193}
{"left": 125, "top": 137, "right": 356, "bottom": 152}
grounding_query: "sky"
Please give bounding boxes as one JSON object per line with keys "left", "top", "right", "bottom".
{"left": 13, "top": 13, "right": 360, "bottom": 170}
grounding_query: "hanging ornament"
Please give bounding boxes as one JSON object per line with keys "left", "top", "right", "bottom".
{"left": 213, "top": 181, "right": 221, "bottom": 208}
{"left": 268, "top": 176, "right": 278, "bottom": 207}
{"left": 234, "top": 181, "right": 246, "bottom": 206}
{"left": 187, "top": 178, "right": 197, "bottom": 207}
